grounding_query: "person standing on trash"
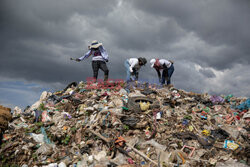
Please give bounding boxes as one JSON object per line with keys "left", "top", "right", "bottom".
{"left": 124, "top": 57, "right": 147, "bottom": 82}
{"left": 150, "top": 59, "right": 174, "bottom": 85}
{"left": 76, "top": 40, "right": 109, "bottom": 82}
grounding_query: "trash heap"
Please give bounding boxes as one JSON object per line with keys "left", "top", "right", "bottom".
{"left": 0, "top": 81, "right": 250, "bottom": 167}
{"left": 0, "top": 105, "right": 12, "bottom": 135}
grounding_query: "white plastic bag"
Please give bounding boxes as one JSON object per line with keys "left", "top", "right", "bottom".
{"left": 58, "top": 162, "right": 66, "bottom": 167}
{"left": 31, "top": 133, "right": 44, "bottom": 143}
{"left": 35, "top": 143, "right": 54, "bottom": 155}
{"left": 142, "top": 139, "right": 166, "bottom": 151}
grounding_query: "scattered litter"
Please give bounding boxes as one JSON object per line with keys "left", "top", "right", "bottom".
{"left": 0, "top": 81, "right": 249, "bottom": 166}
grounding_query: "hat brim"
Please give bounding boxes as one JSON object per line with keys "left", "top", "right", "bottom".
{"left": 90, "top": 43, "right": 102, "bottom": 49}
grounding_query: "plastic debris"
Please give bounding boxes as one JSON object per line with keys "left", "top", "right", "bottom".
{"left": 0, "top": 81, "right": 249, "bottom": 166}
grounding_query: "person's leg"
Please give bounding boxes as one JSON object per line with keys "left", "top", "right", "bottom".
{"left": 92, "top": 61, "right": 99, "bottom": 81}
{"left": 162, "top": 68, "right": 168, "bottom": 85}
{"left": 134, "top": 71, "right": 139, "bottom": 81}
{"left": 99, "top": 61, "right": 109, "bottom": 81}
{"left": 167, "top": 65, "right": 174, "bottom": 85}
{"left": 124, "top": 60, "right": 131, "bottom": 82}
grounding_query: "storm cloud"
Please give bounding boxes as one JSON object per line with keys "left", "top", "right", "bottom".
{"left": 1, "top": 0, "right": 250, "bottom": 108}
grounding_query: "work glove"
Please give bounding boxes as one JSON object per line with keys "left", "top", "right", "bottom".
{"left": 129, "top": 67, "right": 133, "bottom": 73}
{"left": 76, "top": 58, "right": 81, "bottom": 62}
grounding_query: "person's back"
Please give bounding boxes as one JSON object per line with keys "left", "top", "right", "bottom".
{"left": 159, "top": 59, "right": 171, "bottom": 68}
{"left": 91, "top": 48, "right": 104, "bottom": 61}
{"left": 128, "top": 58, "right": 141, "bottom": 71}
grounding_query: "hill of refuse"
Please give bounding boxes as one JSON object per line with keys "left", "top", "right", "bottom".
{"left": 0, "top": 81, "right": 250, "bottom": 167}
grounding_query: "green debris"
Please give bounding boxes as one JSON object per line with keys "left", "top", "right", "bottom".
{"left": 35, "top": 122, "right": 43, "bottom": 127}
{"left": 70, "top": 127, "right": 77, "bottom": 133}
{"left": 202, "top": 107, "right": 210, "bottom": 113}
{"left": 62, "top": 135, "right": 71, "bottom": 145}
{"left": 123, "top": 125, "right": 129, "bottom": 130}
{"left": 122, "top": 107, "right": 128, "bottom": 111}
{"left": 38, "top": 103, "right": 47, "bottom": 111}
{"left": 184, "top": 115, "right": 192, "bottom": 120}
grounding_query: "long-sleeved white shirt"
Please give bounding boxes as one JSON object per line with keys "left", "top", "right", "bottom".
{"left": 78, "top": 45, "right": 109, "bottom": 62}
{"left": 128, "top": 58, "right": 141, "bottom": 72}
{"left": 158, "top": 59, "right": 172, "bottom": 68}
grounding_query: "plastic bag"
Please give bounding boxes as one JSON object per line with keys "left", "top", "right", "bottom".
{"left": 139, "top": 101, "right": 150, "bottom": 111}
{"left": 210, "top": 95, "right": 225, "bottom": 104}
{"left": 120, "top": 116, "right": 139, "bottom": 127}
{"left": 42, "top": 111, "right": 51, "bottom": 122}
{"left": 236, "top": 98, "right": 250, "bottom": 111}
{"left": 47, "top": 163, "right": 58, "bottom": 167}
{"left": 35, "top": 143, "right": 53, "bottom": 155}
{"left": 111, "top": 153, "right": 127, "bottom": 165}
{"left": 13, "top": 106, "right": 22, "bottom": 117}
{"left": 58, "top": 162, "right": 66, "bottom": 167}
{"left": 41, "top": 127, "right": 52, "bottom": 144}
{"left": 30, "top": 133, "right": 44, "bottom": 143}
{"left": 94, "top": 151, "right": 106, "bottom": 161}
{"left": 142, "top": 139, "right": 167, "bottom": 151}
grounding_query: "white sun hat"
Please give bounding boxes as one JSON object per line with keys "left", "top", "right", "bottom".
{"left": 90, "top": 40, "right": 102, "bottom": 49}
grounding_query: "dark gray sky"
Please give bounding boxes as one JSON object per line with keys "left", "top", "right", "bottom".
{"left": 1, "top": 0, "right": 250, "bottom": 109}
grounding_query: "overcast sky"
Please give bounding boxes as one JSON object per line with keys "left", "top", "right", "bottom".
{"left": 1, "top": 0, "right": 250, "bottom": 109}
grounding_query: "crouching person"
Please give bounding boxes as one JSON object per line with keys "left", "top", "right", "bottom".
{"left": 150, "top": 59, "right": 174, "bottom": 85}
{"left": 124, "top": 57, "right": 147, "bottom": 82}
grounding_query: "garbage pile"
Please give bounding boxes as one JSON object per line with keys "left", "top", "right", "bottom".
{"left": 0, "top": 105, "right": 12, "bottom": 136}
{"left": 0, "top": 81, "right": 250, "bottom": 167}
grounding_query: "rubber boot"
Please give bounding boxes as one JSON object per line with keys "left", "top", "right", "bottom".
{"left": 104, "top": 75, "right": 108, "bottom": 82}
{"left": 104, "top": 75, "right": 109, "bottom": 86}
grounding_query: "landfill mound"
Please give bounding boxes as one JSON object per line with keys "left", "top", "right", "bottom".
{"left": 0, "top": 81, "right": 250, "bottom": 167}
{"left": 0, "top": 105, "right": 12, "bottom": 135}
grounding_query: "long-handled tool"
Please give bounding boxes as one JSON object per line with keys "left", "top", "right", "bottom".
{"left": 70, "top": 58, "right": 79, "bottom": 61}
{"left": 87, "top": 129, "right": 158, "bottom": 165}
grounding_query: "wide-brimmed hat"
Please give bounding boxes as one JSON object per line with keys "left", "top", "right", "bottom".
{"left": 150, "top": 59, "right": 156, "bottom": 68}
{"left": 90, "top": 40, "right": 102, "bottom": 49}
{"left": 138, "top": 57, "right": 147, "bottom": 66}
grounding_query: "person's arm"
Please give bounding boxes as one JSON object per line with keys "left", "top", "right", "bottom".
{"left": 99, "top": 46, "right": 109, "bottom": 62}
{"left": 163, "top": 67, "right": 169, "bottom": 82}
{"left": 76, "top": 50, "right": 92, "bottom": 61}
{"left": 156, "top": 69, "right": 161, "bottom": 82}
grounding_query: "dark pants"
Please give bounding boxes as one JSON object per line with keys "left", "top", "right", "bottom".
{"left": 92, "top": 61, "right": 109, "bottom": 81}
{"left": 162, "top": 64, "right": 174, "bottom": 85}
